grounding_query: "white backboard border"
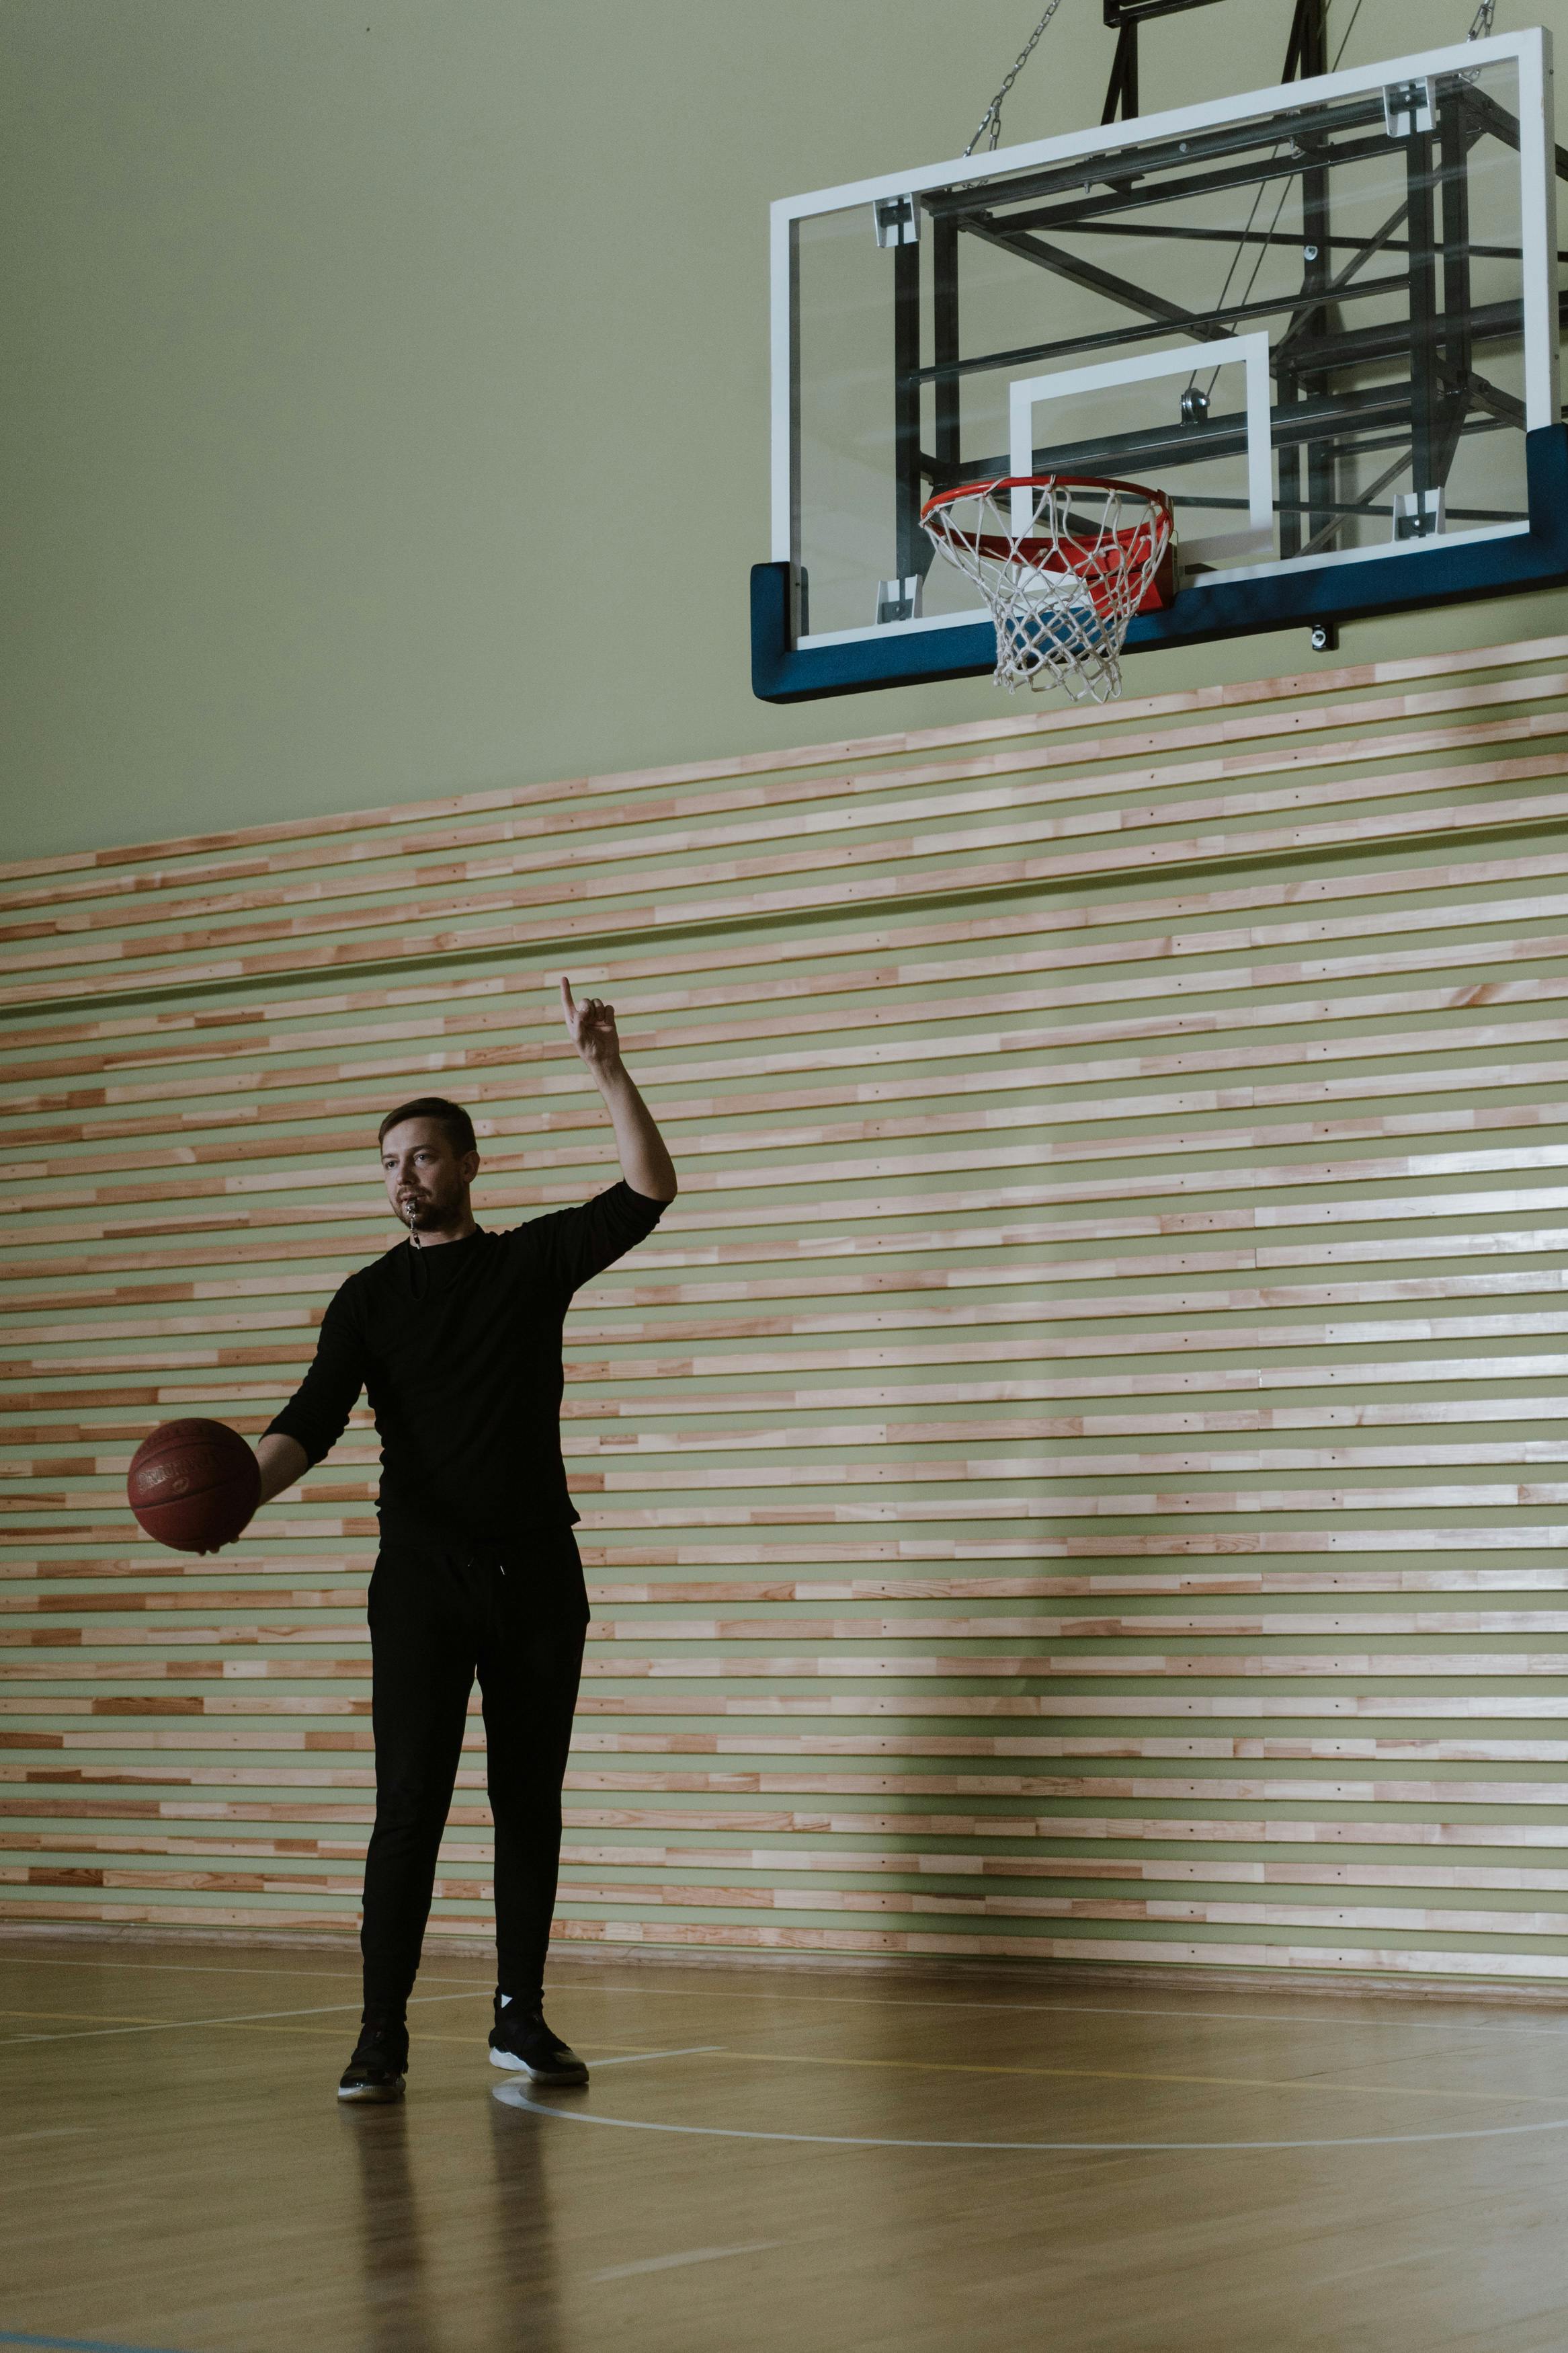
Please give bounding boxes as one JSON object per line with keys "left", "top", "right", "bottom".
{"left": 770, "top": 25, "right": 1559, "bottom": 646}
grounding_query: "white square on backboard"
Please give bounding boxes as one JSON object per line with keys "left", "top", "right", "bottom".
{"left": 1007, "top": 333, "right": 1275, "bottom": 569}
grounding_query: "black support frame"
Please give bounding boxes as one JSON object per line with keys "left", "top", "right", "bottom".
{"left": 886, "top": 19, "right": 1544, "bottom": 586}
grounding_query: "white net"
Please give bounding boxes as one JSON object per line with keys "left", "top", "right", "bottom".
{"left": 921, "top": 474, "right": 1175, "bottom": 701}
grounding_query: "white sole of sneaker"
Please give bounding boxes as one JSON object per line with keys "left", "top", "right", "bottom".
{"left": 488, "top": 2047, "right": 587, "bottom": 2085}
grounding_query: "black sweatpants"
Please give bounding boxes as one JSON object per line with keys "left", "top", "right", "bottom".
{"left": 360, "top": 1531, "right": 588, "bottom": 2015}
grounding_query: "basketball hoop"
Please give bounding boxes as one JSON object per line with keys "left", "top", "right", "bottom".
{"left": 920, "top": 474, "right": 1175, "bottom": 702}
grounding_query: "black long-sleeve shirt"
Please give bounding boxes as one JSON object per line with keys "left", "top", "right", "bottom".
{"left": 265, "top": 1181, "right": 666, "bottom": 1547}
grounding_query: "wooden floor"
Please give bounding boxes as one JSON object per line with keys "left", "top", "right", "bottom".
{"left": 4, "top": 1938, "right": 1568, "bottom": 2351}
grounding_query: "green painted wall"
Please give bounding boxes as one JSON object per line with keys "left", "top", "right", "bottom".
{"left": 3, "top": 0, "right": 1568, "bottom": 857}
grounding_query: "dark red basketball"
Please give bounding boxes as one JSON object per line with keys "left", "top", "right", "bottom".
{"left": 127, "top": 1419, "right": 260, "bottom": 1553}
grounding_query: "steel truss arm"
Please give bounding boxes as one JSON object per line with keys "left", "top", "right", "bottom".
{"left": 921, "top": 99, "right": 1392, "bottom": 226}
{"left": 907, "top": 268, "right": 1411, "bottom": 390}
{"left": 956, "top": 216, "right": 1225, "bottom": 336}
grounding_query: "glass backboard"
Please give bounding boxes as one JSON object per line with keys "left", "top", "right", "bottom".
{"left": 755, "top": 28, "right": 1567, "bottom": 700}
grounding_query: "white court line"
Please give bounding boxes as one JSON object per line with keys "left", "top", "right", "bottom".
{"left": 0, "top": 1954, "right": 372, "bottom": 1983}
{"left": 590, "top": 2240, "right": 781, "bottom": 2282}
{"left": 0, "top": 1989, "right": 487, "bottom": 2047}
{"left": 495, "top": 2085, "right": 1568, "bottom": 2153}
{"left": 589, "top": 2045, "right": 724, "bottom": 2069}
{"left": 920, "top": 1996, "right": 1568, "bottom": 2042}
{"left": 554, "top": 1981, "right": 1568, "bottom": 2043}
{"left": 11, "top": 1948, "right": 1568, "bottom": 2042}
{"left": 0, "top": 1952, "right": 496, "bottom": 1991}
{"left": 11, "top": 1948, "right": 1568, "bottom": 2040}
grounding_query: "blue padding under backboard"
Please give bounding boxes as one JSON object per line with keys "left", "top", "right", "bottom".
{"left": 752, "top": 424, "right": 1568, "bottom": 705}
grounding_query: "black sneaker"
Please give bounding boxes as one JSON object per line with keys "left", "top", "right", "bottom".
{"left": 488, "top": 1997, "right": 588, "bottom": 2085}
{"left": 337, "top": 2016, "right": 409, "bottom": 2103}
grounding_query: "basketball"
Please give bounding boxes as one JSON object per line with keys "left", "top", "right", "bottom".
{"left": 126, "top": 1418, "right": 261, "bottom": 1553}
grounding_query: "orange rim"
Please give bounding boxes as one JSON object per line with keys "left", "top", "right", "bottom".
{"left": 920, "top": 471, "right": 1173, "bottom": 525}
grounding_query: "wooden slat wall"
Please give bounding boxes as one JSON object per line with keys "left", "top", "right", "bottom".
{"left": 7, "top": 634, "right": 1568, "bottom": 1985}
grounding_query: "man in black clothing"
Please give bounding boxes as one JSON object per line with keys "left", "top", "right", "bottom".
{"left": 253, "top": 978, "right": 677, "bottom": 2102}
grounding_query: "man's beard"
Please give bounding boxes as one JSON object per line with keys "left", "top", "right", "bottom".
{"left": 397, "top": 1191, "right": 440, "bottom": 1230}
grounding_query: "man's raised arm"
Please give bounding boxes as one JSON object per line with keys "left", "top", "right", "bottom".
{"left": 559, "top": 975, "right": 677, "bottom": 1203}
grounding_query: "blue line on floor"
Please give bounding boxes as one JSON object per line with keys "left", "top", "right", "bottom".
{"left": 0, "top": 2332, "right": 190, "bottom": 2352}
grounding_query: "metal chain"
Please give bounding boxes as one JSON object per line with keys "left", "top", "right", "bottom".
{"left": 964, "top": 0, "right": 1069, "bottom": 158}
{"left": 1331, "top": 0, "right": 1364, "bottom": 69}
{"left": 964, "top": 0, "right": 1488, "bottom": 165}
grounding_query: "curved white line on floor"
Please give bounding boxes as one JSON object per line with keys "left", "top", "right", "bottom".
{"left": 493, "top": 2082, "right": 1568, "bottom": 2151}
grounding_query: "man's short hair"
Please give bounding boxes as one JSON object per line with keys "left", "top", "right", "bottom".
{"left": 376, "top": 1096, "right": 477, "bottom": 1158}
